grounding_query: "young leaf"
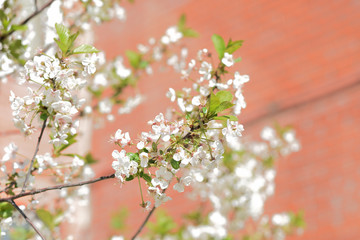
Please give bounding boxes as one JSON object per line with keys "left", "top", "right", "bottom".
{"left": 0, "top": 202, "right": 14, "bottom": 219}
{"left": 211, "top": 34, "right": 226, "bottom": 59}
{"left": 36, "top": 209, "right": 55, "bottom": 231}
{"left": 126, "top": 50, "right": 142, "bottom": 69}
{"left": 208, "top": 92, "right": 221, "bottom": 114}
{"left": 215, "top": 90, "right": 233, "bottom": 102}
{"left": 214, "top": 101, "right": 234, "bottom": 114}
{"left": 141, "top": 173, "right": 152, "bottom": 183}
{"left": 110, "top": 208, "right": 128, "bottom": 230}
{"left": 213, "top": 115, "right": 238, "bottom": 121}
{"left": 84, "top": 152, "right": 98, "bottom": 164}
{"left": 55, "top": 23, "right": 70, "bottom": 47}
{"left": 170, "top": 159, "right": 180, "bottom": 169}
{"left": 177, "top": 14, "right": 186, "bottom": 31}
{"left": 182, "top": 28, "right": 199, "bottom": 37}
{"left": 226, "top": 39, "right": 243, "bottom": 54}
{"left": 125, "top": 175, "right": 135, "bottom": 181}
{"left": 73, "top": 44, "right": 100, "bottom": 55}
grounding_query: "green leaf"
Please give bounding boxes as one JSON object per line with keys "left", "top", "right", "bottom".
{"left": 148, "top": 210, "right": 178, "bottom": 236}
{"left": 127, "top": 152, "right": 140, "bottom": 162}
{"left": 263, "top": 156, "right": 274, "bottom": 168}
{"left": 0, "top": 202, "right": 14, "bottom": 219}
{"left": 125, "top": 175, "right": 135, "bottom": 181}
{"left": 182, "top": 28, "right": 199, "bottom": 37}
{"left": 53, "top": 134, "right": 78, "bottom": 156}
{"left": 152, "top": 142, "right": 157, "bottom": 152}
{"left": 54, "top": 39, "right": 68, "bottom": 54}
{"left": 290, "top": 211, "right": 306, "bottom": 228}
{"left": 10, "top": 228, "right": 34, "bottom": 240}
{"left": 208, "top": 91, "right": 234, "bottom": 115}
{"left": 126, "top": 50, "right": 142, "bottom": 69}
{"left": 10, "top": 24, "right": 27, "bottom": 32}
{"left": 177, "top": 14, "right": 186, "bottom": 31}
{"left": 40, "top": 112, "right": 48, "bottom": 121}
{"left": 141, "top": 173, "right": 152, "bottom": 183}
{"left": 177, "top": 14, "right": 199, "bottom": 38}
{"left": 208, "top": 92, "right": 220, "bottom": 114}
{"left": 36, "top": 209, "right": 55, "bottom": 231}
{"left": 216, "top": 90, "right": 233, "bottom": 102}
{"left": 225, "top": 39, "right": 243, "bottom": 54}
{"left": 84, "top": 152, "right": 98, "bottom": 165}
{"left": 170, "top": 159, "right": 180, "bottom": 169}
{"left": 138, "top": 60, "right": 149, "bottom": 69}
{"left": 211, "top": 34, "right": 226, "bottom": 59}
{"left": 72, "top": 44, "right": 100, "bottom": 55}
{"left": 213, "top": 115, "right": 238, "bottom": 121}
{"left": 110, "top": 207, "right": 128, "bottom": 230}
{"left": 234, "top": 57, "right": 242, "bottom": 63}
{"left": 55, "top": 23, "right": 71, "bottom": 53}
{"left": 68, "top": 31, "right": 79, "bottom": 51}
{"left": 214, "top": 101, "right": 234, "bottom": 114}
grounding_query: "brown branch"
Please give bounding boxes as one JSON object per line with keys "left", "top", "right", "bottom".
{"left": 0, "top": 0, "right": 55, "bottom": 41}
{"left": 22, "top": 117, "right": 48, "bottom": 193}
{"left": 131, "top": 205, "right": 157, "bottom": 240}
{"left": 1, "top": 173, "right": 115, "bottom": 202}
{"left": 131, "top": 188, "right": 167, "bottom": 240}
{"left": 9, "top": 199, "right": 46, "bottom": 240}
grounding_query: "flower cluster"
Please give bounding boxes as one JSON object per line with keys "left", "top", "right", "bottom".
{"left": 9, "top": 53, "right": 95, "bottom": 146}
{"left": 110, "top": 42, "right": 251, "bottom": 208}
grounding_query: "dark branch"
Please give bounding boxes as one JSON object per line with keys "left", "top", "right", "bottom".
{"left": 0, "top": 0, "right": 55, "bottom": 41}
{"left": 131, "top": 205, "right": 157, "bottom": 240}
{"left": 22, "top": 117, "right": 48, "bottom": 193}
{"left": 1, "top": 174, "right": 115, "bottom": 202}
{"left": 131, "top": 188, "right": 167, "bottom": 239}
{"left": 10, "top": 199, "right": 45, "bottom": 240}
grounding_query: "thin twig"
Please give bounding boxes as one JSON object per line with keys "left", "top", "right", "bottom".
{"left": 131, "top": 205, "right": 157, "bottom": 240}
{"left": 131, "top": 188, "right": 167, "bottom": 240}
{"left": 1, "top": 173, "right": 115, "bottom": 202}
{"left": 9, "top": 199, "right": 46, "bottom": 240}
{"left": 0, "top": 0, "right": 55, "bottom": 41}
{"left": 22, "top": 117, "right": 48, "bottom": 193}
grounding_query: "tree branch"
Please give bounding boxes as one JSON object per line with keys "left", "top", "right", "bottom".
{"left": 22, "top": 117, "right": 48, "bottom": 193}
{"left": 131, "top": 188, "right": 167, "bottom": 240}
{"left": 0, "top": 0, "right": 55, "bottom": 41}
{"left": 131, "top": 205, "right": 157, "bottom": 240}
{"left": 1, "top": 173, "right": 115, "bottom": 202}
{"left": 9, "top": 199, "right": 45, "bottom": 240}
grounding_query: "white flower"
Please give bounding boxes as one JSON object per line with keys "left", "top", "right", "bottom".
{"left": 82, "top": 53, "right": 98, "bottom": 76}
{"left": 154, "top": 191, "right": 172, "bottom": 207}
{"left": 166, "top": 88, "right": 176, "bottom": 102}
{"left": 198, "top": 61, "right": 212, "bottom": 80}
{"left": 272, "top": 213, "right": 290, "bottom": 226}
{"left": 2, "top": 143, "right": 18, "bottom": 162}
{"left": 161, "top": 26, "right": 182, "bottom": 44}
{"left": 191, "top": 95, "right": 201, "bottom": 106}
{"left": 139, "top": 152, "right": 149, "bottom": 168}
{"left": 233, "top": 72, "right": 249, "bottom": 89}
{"left": 151, "top": 166, "right": 172, "bottom": 189}
{"left": 114, "top": 57, "right": 131, "bottom": 79}
{"left": 222, "top": 120, "right": 244, "bottom": 138}
{"left": 112, "top": 150, "right": 138, "bottom": 182}
{"left": 221, "top": 52, "right": 234, "bottom": 67}
{"left": 173, "top": 182, "right": 184, "bottom": 193}
{"left": 111, "top": 129, "right": 131, "bottom": 147}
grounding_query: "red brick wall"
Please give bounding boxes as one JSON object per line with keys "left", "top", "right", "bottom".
{"left": 88, "top": 0, "right": 360, "bottom": 239}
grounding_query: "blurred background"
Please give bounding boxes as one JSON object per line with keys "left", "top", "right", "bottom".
{"left": 1, "top": 0, "right": 360, "bottom": 239}
{"left": 89, "top": 0, "right": 360, "bottom": 239}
